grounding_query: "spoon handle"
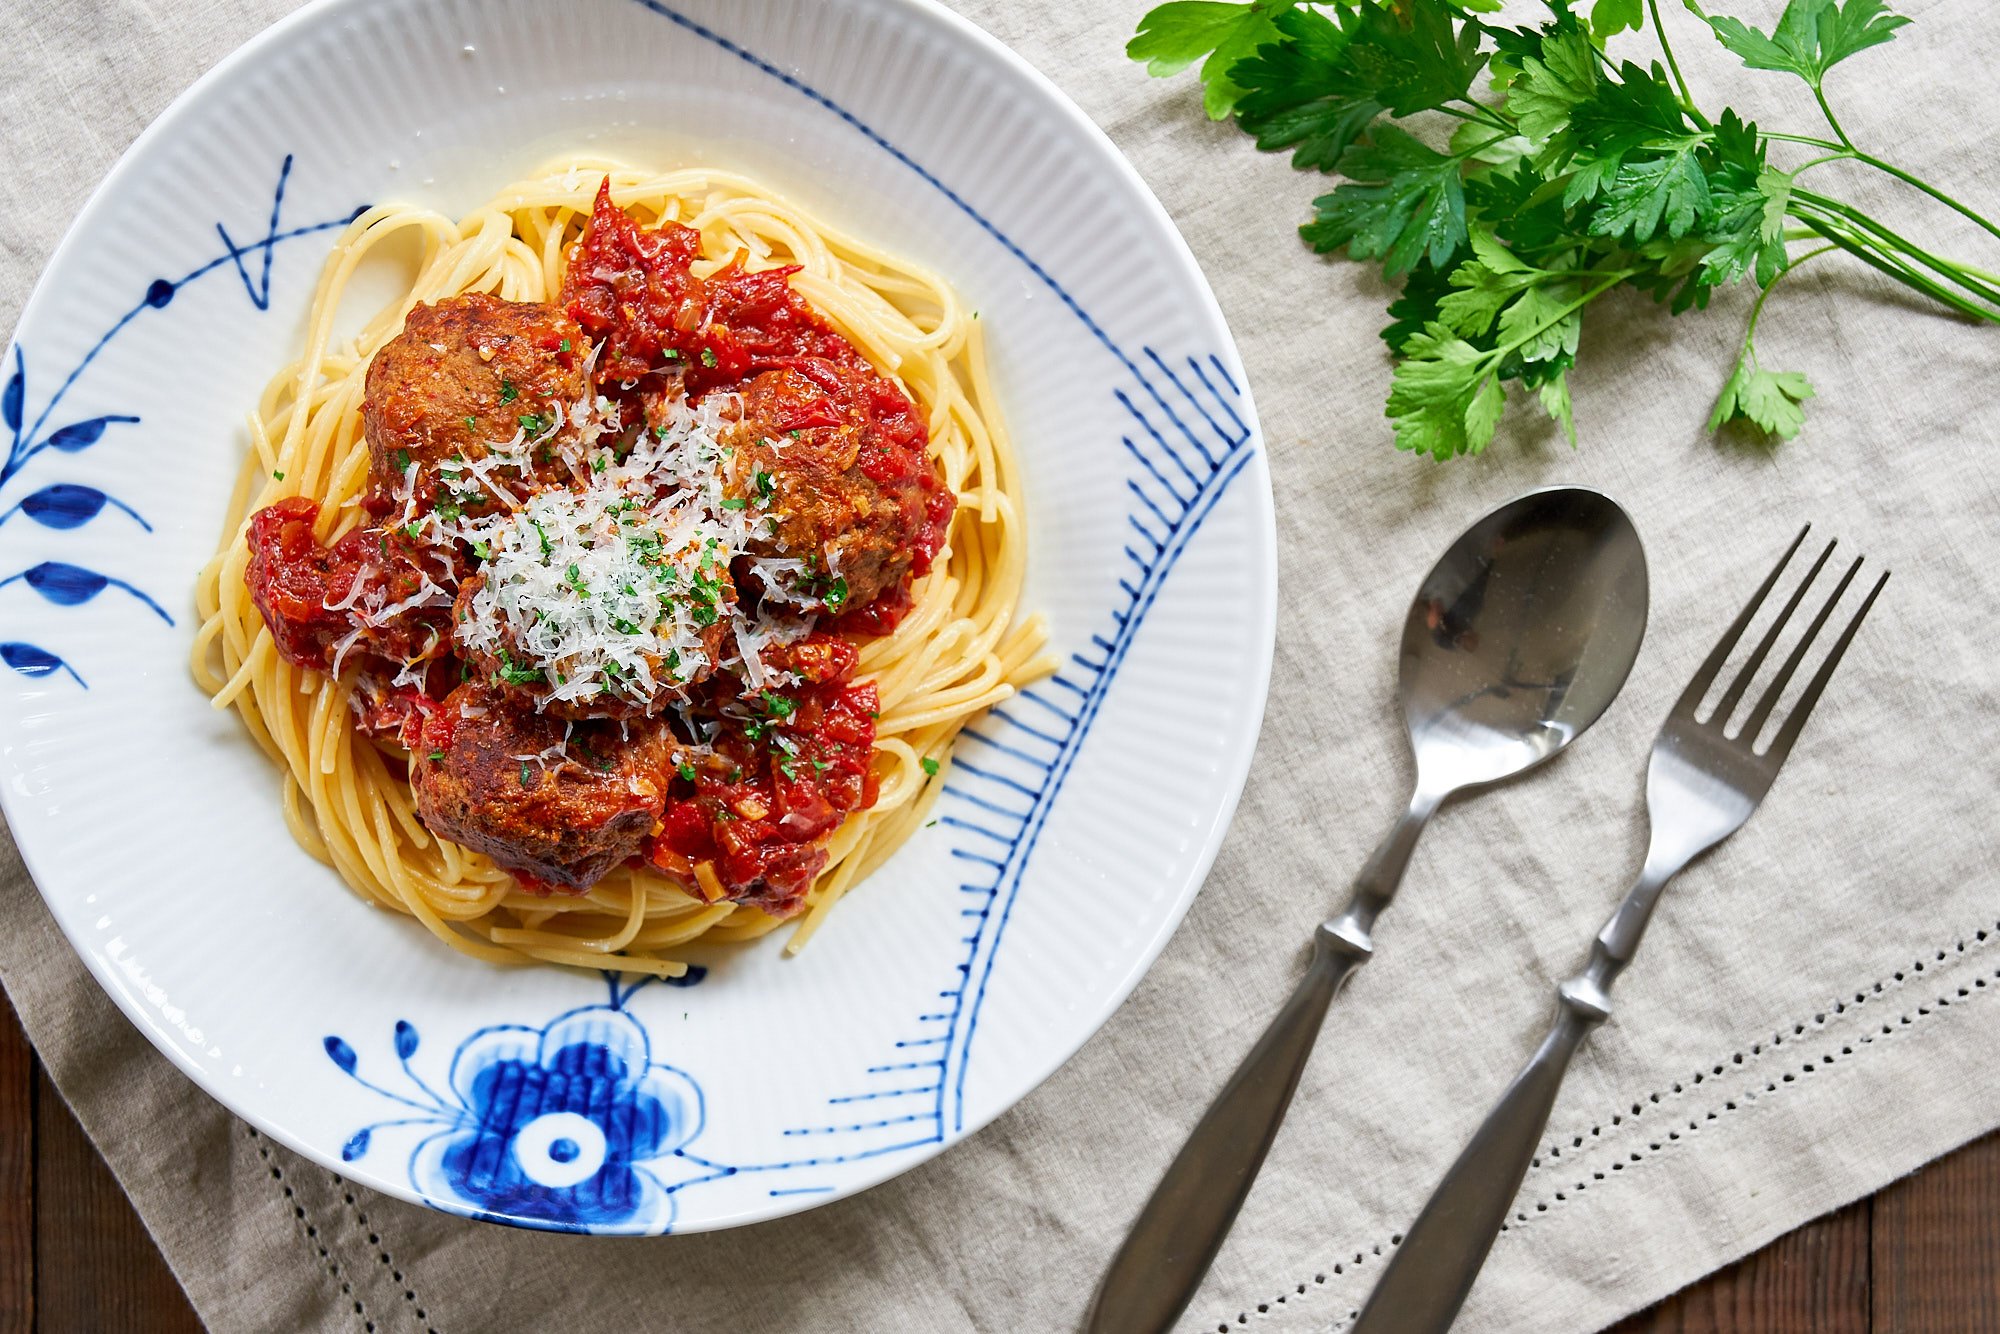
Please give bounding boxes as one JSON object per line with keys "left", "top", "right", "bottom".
{"left": 1084, "top": 935, "right": 1359, "bottom": 1334}
{"left": 1087, "top": 792, "right": 1438, "bottom": 1333}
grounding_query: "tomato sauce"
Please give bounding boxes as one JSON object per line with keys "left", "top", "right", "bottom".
{"left": 646, "top": 635, "right": 879, "bottom": 914}
{"left": 562, "top": 179, "right": 953, "bottom": 579}
{"left": 245, "top": 498, "right": 446, "bottom": 672}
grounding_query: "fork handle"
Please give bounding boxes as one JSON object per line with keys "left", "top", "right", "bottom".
{"left": 1349, "top": 981, "right": 1609, "bottom": 1334}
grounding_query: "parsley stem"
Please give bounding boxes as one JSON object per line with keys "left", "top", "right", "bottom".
{"left": 1840, "top": 150, "right": 2000, "bottom": 250}
{"left": 1444, "top": 99, "right": 1518, "bottom": 137}
{"left": 1794, "top": 190, "right": 2000, "bottom": 310}
{"left": 1794, "top": 214, "right": 2000, "bottom": 326}
{"left": 1810, "top": 86, "right": 1856, "bottom": 152}
{"left": 1646, "top": 0, "right": 1702, "bottom": 122}
{"left": 1764, "top": 131, "right": 1845, "bottom": 151}
{"left": 1790, "top": 151, "right": 1855, "bottom": 176}
{"left": 1743, "top": 245, "right": 1836, "bottom": 346}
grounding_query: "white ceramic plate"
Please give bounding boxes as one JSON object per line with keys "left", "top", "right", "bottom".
{"left": 0, "top": 0, "right": 1273, "bottom": 1234}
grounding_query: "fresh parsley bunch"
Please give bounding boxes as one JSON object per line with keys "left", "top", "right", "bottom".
{"left": 1129, "top": 0, "right": 1999, "bottom": 457}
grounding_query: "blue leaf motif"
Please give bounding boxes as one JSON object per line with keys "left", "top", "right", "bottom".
{"left": 324, "top": 1036, "right": 358, "bottom": 1074}
{"left": 21, "top": 562, "right": 107, "bottom": 605}
{"left": 341, "top": 1128, "right": 372, "bottom": 1162}
{"left": 2, "top": 353, "right": 20, "bottom": 435}
{"left": 18, "top": 485, "right": 108, "bottom": 529}
{"left": 47, "top": 415, "right": 139, "bottom": 453}
{"left": 1, "top": 484, "right": 152, "bottom": 533}
{"left": 394, "top": 1020, "right": 419, "bottom": 1060}
{"left": 0, "top": 562, "right": 174, "bottom": 625}
{"left": 0, "top": 642, "right": 84, "bottom": 687}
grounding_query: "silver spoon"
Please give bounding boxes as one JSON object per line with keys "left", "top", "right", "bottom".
{"left": 1086, "top": 486, "right": 1649, "bottom": 1333}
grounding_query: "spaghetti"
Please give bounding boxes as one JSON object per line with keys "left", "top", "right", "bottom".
{"left": 192, "top": 163, "right": 1049, "bottom": 977}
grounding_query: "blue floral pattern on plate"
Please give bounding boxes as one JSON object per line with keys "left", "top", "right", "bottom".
{"left": 325, "top": 983, "right": 707, "bottom": 1233}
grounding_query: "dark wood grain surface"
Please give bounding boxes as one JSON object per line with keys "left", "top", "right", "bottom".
{"left": 0, "top": 990, "right": 1993, "bottom": 1333}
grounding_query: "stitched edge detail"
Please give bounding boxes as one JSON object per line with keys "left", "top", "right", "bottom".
{"left": 1216, "top": 919, "right": 2000, "bottom": 1332}
{"left": 329, "top": 1173, "right": 442, "bottom": 1334}
{"left": 249, "top": 1127, "right": 379, "bottom": 1332}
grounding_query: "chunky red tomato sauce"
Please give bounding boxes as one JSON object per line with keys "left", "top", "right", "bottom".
{"left": 245, "top": 497, "right": 446, "bottom": 672}
{"left": 648, "top": 636, "right": 878, "bottom": 914}
{"left": 565, "top": 179, "right": 953, "bottom": 580}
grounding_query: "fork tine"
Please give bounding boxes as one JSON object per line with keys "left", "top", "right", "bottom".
{"left": 1671, "top": 524, "right": 1811, "bottom": 719}
{"left": 1711, "top": 539, "right": 1836, "bottom": 727}
{"left": 1762, "top": 568, "right": 1889, "bottom": 763}
{"left": 1739, "top": 555, "right": 1862, "bottom": 742}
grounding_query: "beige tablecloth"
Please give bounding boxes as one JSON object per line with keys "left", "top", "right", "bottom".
{"left": 5, "top": 1, "right": 1999, "bottom": 1330}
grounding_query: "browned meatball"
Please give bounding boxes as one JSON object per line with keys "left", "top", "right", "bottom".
{"left": 408, "top": 683, "right": 671, "bottom": 890}
{"left": 362, "top": 294, "right": 586, "bottom": 516}
{"left": 725, "top": 366, "right": 947, "bottom": 614}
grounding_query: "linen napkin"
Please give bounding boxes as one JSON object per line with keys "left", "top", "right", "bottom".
{"left": 4, "top": 1, "right": 1998, "bottom": 1330}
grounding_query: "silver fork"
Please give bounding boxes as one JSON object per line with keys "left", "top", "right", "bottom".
{"left": 1349, "top": 525, "right": 1888, "bottom": 1334}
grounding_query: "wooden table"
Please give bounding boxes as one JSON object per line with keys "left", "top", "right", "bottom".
{"left": 1, "top": 992, "right": 1994, "bottom": 1331}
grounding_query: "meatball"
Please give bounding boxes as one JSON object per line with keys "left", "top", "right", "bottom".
{"left": 362, "top": 294, "right": 585, "bottom": 516}
{"left": 726, "top": 366, "right": 953, "bottom": 615}
{"left": 409, "top": 683, "right": 672, "bottom": 890}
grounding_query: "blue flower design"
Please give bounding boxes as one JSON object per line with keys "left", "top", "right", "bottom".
{"left": 326, "top": 997, "right": 706, "bottom": 1233}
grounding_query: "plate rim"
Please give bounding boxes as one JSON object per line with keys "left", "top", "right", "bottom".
{"left": 0, "top": 0, "right": 1278, "bottom": 1233}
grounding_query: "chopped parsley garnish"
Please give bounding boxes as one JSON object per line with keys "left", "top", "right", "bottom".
{"left": 518, "top": 412, "right": 547, "bottom": 436}
{"left": 463, "top": 415, "right": 477, "bottom": 432}
{"left": 662, "top": 348, "right": 682, "bottom": 361}
{"left": 495, "top": 651, "right": 543, "bottom": 687}
{"left": 271, "top": 470, "right": 285, "bottom": 481}
{"left": 761, "top": 691, "right": 796, "bottom": 720}
{"left": 777, "top": 758, "right": 798, "bottom": 780}
{"left": 755, "top": 470, "right": 775, "bottom": 498}
{"left": 823, "top": 575, "right": 850, "bottom": 613}
{"left": 499, "top": 380, "right": 518, "bottom": 404}
{"left": 559, "top": 338, "right": 571, "bottom": 353}
{"left": 921, "top": 757, "right": 941, "bottom": 776}
{"left": 518, "top": 762, "right": 533, "bottom": 787}
{"left": 404, "top": 521, "right": 423, "bottom": 539}
{"left": 531, "top": 519, "right": 553, "bottom": 557}
{"left": 393, "top": 448, "right": 412, "bottom": 473}
{"left": 470, "top": 540, "right": 491, "bottom": 560}
{"left": 699, "top": 348, "right": 718, "bottom": 368}
{"left": 566, "top": 563, "right": 587, "bottom": 593}
{"left": 677, "top": 760, "right": 697, "bottom": 783}
{"left": 428, "top": 749, "right": 445, "bottom": 762}
{"left": 719, "top": 496, "right": 748, "bottom": 511}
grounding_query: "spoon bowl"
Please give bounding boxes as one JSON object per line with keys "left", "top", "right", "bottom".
{"left": 1403, "top": 487, "right": 1649, "bottom": 795}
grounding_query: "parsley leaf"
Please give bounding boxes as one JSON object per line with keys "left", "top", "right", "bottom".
{"left": 1302, "top": 126, "right": 1469, "bottom": 276}
{"left": 1233, "top": 8, "right": 1383, "bottom": 172}
{"left": 1504, "top": 26, "right": 1597, "bottom": 145}
{"left": 1689, "top": 0, "right": 1909, "bottom": 89}
{"left": 1127, "top": 0, "right": 1301, "bottom": 120}
{"left": 1592, "top": 146, "right": 1712, "bottom": 242}
{"left": 1709, "top": 350, "right": 1815, "bottom": 438}
{"left": 1592, "top": 0, "right": 1644, "bottom": 40}
{"left": 1385, "top": 323, "right": 1494, "bottom": 459}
